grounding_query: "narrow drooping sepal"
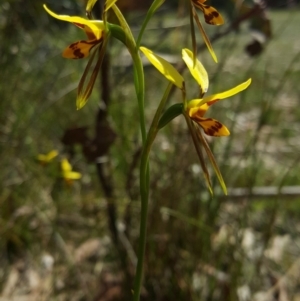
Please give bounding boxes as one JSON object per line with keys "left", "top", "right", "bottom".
{"left": 195, "top": 126, "right": 228, "bottom": 195}
{"left": 191, "top": 8, "right": 218, "bottom": 63}
{"left": 76, "top": 33, "right": 109, "bottom": 109}
{"left": 158, "top": 103, "right": 183, "bottom": 129}
{"left": 184, "top": 114, "right": 213, "bottom": 195}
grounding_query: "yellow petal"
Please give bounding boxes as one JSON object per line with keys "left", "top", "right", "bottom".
{"left": 43, "top": 5, "right": 103, "bottom": 40}
{"left": 193, "top": 117, "right": 230, "bottom": 136}
{"left": 200, "top": 78, "right": 252, "bottom": 106}
{"left": 73, "top": 22, "right": 104, "bottom": 40}
{"left": 63, "top": 171, "right": 82, "bottom": 180}
{"left": 105, "top": 0, "right": 118, "bottom": 11}
{"left": 61, "top": 158, "right": 72, "bottom": 172}
{"left": 182, "top": 48, "right": 209, "bottom": 93}
{"left": 83, "top": 21, "right": 104, "bottom": 40}
{"left": 192, "top": 1, "right": 224, "bottom": 25}
{"left": 140, "top": 47, "right": 184, "bottom": 89}
{"left": 187, "top": 98, "right": 202, "bottom": 108}
{"left": 63, "top": 39, "right": 99, "bottom": 59}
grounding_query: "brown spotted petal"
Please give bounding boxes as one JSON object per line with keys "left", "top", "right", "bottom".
{"left": 192, "top": 116, "right": 230, "bottom": 137}
{"left": 63, "top": 39, "right": 100, "bottom": 59}
{"left": 192, "top": 0, "right": 224, "bottom": 25}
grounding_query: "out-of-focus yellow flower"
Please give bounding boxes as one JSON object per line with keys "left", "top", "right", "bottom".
{"left": 61, "top": 159, "right": 81, "bottom": 183}
{"left": 140, "top": 46, "right": 251, "bottom": 193}
{"left": 37, "top": 150, "right": 59, "bottom": 165}
{"left": 189, "top": 0, "right": 224, "bottom": 62}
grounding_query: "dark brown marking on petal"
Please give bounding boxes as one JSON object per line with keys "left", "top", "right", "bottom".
{"left": 191, "top": 1, "right": 221, "bottom": 25}
{"left": 204, "top": 9, "right": 220, "bottom": 25}
{"left": 202, "top": 118, "right": 223, "bottom": 136}
{"left": 74, "top": 49, "right": 84, "bottom": 59}
{"left": 68, "top": 40, "right": 100, "bottom": 59}
{"left": 206, "top": 129, "right": 214, "bottom": 135}
{"left": 69, "top": 42, "right": 79, "bottom": 49}
{"left": 68, "top": 42, "right": 84, "bottom": 59}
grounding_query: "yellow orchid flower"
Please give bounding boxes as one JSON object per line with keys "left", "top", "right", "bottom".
{"left": 37, "top": 150, "right": 59, "bottom": 165}
{"left": 44, "top": 5, "right": 105, "bottom": 59}
{"left": 61, "top": 159, "right": 82, "bottom": 184}
{"left": 44, "top": 5, "right": 108, "bottom": 109}
{"left": 182, "top": 49, "right": 251, "bottom": 136}
{"left": 140, "top": 46, "right": 251, "bottom": 193}
{"left": 189, "top": 0, "right": 224, "bottom": 62}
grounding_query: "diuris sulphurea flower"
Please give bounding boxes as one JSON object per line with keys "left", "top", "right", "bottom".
{"left": 44, "top": 5, "right": 105, "bottom": 59}
{"left": 140, "top": 46, "right": 251, "bottom": 194}
{"left": 189, "top": 0, "right": 224, "bottom": 63}
{"left": 44, "top": 5, "right": 109, "bottom": 109}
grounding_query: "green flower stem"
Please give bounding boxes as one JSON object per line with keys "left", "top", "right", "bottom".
{"left": 133, "top": 83, "right": 173, "bottom": 301}
{"left": 110, "top": 5, "right": 147, "bottom": 144}
{"left": 136, "top": 0, "right": 165, "bottom": 48}
{"left": 133, "top": 57, "right": 147, "bottom": 144}
{"left": 110, "top": 7, "right": 173, "bottom": 300}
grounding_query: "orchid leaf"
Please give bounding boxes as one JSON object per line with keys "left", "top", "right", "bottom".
{"left": 158, "top": 103, "right": 183, "bottom": 129}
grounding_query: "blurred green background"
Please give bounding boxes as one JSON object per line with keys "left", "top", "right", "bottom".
{"left": 1, "top": 0, "right": 300, "bottom": 300}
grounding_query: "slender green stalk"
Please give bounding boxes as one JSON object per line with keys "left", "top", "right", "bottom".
{"left": 111, "top": 5, "right": 147, "bottom": 144}
{"left": 111, "top": 6, "right": 173, "bottom": 300}
{"left": 133, "top": 83, "right": 173, "bottom": 301}
{"left": 136, "top": 0, "right": 165, "bottom": 48}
